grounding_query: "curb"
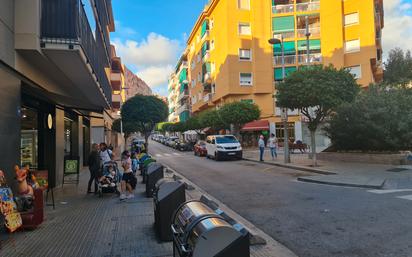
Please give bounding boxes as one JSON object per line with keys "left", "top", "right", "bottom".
{"left": 243, "top": 157, "right": 336, "bottom": 175}
{"left": 297, "top": 177, "right": 385, "bottom": 189}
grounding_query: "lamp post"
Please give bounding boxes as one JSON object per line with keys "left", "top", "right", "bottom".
{"left": 305, "top": 15, "right": 311, "bottom": 64}
{"left": 268, "top": 35, "right": 290, "bottom": 164}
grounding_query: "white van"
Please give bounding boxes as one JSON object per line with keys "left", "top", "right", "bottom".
{"left": 205, "top": 135, "right": 242, "bottom": 161}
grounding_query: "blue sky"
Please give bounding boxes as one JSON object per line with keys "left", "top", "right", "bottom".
{"left": 108, "top": 0, "right": 412, "bottom": 96}
{"left": 111, "top": 0, "right": 209, "bottom": 96}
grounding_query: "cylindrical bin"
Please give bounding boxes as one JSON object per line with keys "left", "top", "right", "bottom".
{"left": 142, "top": 159, "right": 156, "bottom": 183}
{"left": 145, "top": 163, "right": 164, "bottom": 197}
{"left": 153, "top": 178, "right": 186, "bottom": 241}
{"left": 171, "top": 200, "right": 250, "bottom": 257}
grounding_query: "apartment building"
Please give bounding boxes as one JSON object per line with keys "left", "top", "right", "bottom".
{"left": 168, "top": 73, "right": 180, "bottom": 122}
{"left": 184, "top": 0, "right": 384, "bottom": 147}
{"left": 0, "top": 0, "right": 114, "bottom": 187}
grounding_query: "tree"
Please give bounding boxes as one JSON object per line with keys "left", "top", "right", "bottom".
{"left": 121, "top": 95, "right": 168, "bottom": 148}
{"left": 384, "top": 48, "right": 412, "bottom": 86}
{"left": 327, "top": 84, "right": 412, "bottom": 151}
{"left": 199, "top": 109, "right": 226, "bottom": 131}
{"left": 219, "top": 101, "right": 261, "bottom": 138}
{"left": 276, "top": 65, "right": 360, "bottom": 166}
{"left": 112, "top": 119, "right": 135, "bottom": 143}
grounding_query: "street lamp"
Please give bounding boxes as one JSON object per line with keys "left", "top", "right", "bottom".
{"left": 268, "top": 35, "right": 290, "bottom": 164}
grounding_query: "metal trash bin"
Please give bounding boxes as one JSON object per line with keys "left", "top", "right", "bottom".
{"left": 153, "top": 178, "right": 186, "bottom": 241}
{"left": 142, "top": 159, "right": 156, "bottom": 183}
{"left": 145, "top": 163, "right": 164, "bottom": 197}
{"left": 171, "top": 200, "right": 249, "bottom": 257}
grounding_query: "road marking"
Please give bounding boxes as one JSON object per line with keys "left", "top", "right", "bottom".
{"left": 173, "top": 153, "right": 180, "bottom": 156}
{"left": 396, "top": 195, "right": 412, "bottom": 201}
{"left": 155, "top": 154, "right": 162, "bottom": 157}
{"left": 164, "top": 153, "right": 171, "bottom": 157}
{"left": 367, "top": 189, "right": 412, "bottom": 194}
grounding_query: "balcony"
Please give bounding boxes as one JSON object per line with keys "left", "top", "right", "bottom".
{"left": 40, "top": 0, "right": 112, "bottom": 108}
{"left": 272, "top": 4, "right": 294, "bottom": 14}
{"left": 201, "top": 30, "right": 210, "bottom": 41}
{"left": 296, "top": 2, "right": 320, "bottom": 12}
{"left": 202, "top": 51, "right": 210, "bottom": 62}
{"left": 177, "top": 104, "right": 189, "bottom": 114}
{"left": 297, "top": 53, "right": 322, "bottom": 64}
{"left": 297, "top": 27, "right": 321, "bottom": 38}
{"left": 274, "top": 55, "right": 297, "bottom": 66}
{"left": 273, "top": 31, "right": 295, "bottom": 40}
{"left": 178, "top": 90, "right": 189, "bottom": 101}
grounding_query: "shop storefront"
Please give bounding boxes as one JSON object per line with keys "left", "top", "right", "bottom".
{"left": 241, "top": 120, "right": 270, "bottom": 148}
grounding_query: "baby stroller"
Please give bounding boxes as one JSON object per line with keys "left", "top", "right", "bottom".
{"left": 97, "top": 161, "right": 121, "bottom": 197}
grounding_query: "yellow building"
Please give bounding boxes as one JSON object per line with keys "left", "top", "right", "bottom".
{"left": 184, "top": 0, "right": 383, "bottom": 147}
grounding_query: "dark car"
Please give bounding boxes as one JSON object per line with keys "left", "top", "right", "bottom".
{"left": 194, "top": 140, "right": 207, "bottom": 156}
{"left": 176, "top": 140, "right": 194, "bottom": 151}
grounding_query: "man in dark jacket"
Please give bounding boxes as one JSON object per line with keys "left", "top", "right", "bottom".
{"left": 87, "top": 143, "right": 101, "bottom": 193}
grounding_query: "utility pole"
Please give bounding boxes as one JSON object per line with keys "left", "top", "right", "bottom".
{"left": 305, "top": 15, "right": 311, "bottom": 64}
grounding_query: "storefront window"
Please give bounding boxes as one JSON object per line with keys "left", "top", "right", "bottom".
{"left": 276, "top": 122, "right": 295, "bottom": 142}
{"left": 64, "top": 118, "right": 73, "bottom": 156}
{"left": 21, "top": 107, "right": 38, "bottom": 169}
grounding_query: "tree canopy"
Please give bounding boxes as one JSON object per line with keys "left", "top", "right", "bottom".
{"left": 384, "top": 48, "right": 412, "bottom": 86}
{"left": 122, "top": 95, "right": 168, "bottom": 143}
{"left": 219, "top": 101, "right": 261, "bottom": 137}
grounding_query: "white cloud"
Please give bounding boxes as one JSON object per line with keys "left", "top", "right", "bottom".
{"left": 137, "top": 65, "right": 174, "bottom": 88}
{"left": 383, "top": 0, "right": 412, "bottom": 57}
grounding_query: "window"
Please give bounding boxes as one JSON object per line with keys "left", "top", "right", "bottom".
{"left": 238, "top": 0, "right": 250, "bottom": 10}
{"left": 240, "top": 73, "right": 253, "bottom": 86}
{"left": 344, "top": 13, "right": 359, "bottom": 26}
{"left": 239, "top": 49, "right": 252, "bottom": 60}
{"left": 197, "top": 53, "right": 201, "bottom": 63}
{"left": 347, "top": 65, "right": 362, "bottom": 79}
{"left": 210, "top": 40, "right": 215, "bottom": 50}
{"left": 345, "top": 39, "right": 360, "bottom": 53}
{"left": 191, "top": 79, "right": 195, "bottom": 88}
{"left": 238, "top": 23, "right": 251, "bottom": 35}
{"left": 210, "top": 18, "right": 214, "bottom": 29}
{"left": 198, "top": 72, "right": 201, "bottom": 82}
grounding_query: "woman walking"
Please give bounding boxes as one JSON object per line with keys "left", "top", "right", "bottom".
{"left": 268, "top": 133, "right": 278, "bottom": 160}
{"left": 120, "top": 151, "right": 137, "bottom": 200}
{"left": 87, "top": 144, "right": 101, "bottom": 194}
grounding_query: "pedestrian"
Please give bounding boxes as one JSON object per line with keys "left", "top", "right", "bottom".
{"left": 87, "top": 143, "right": 101, "bottom": 194}
{"left": 268, "top": 133, "right": 278, "bottom": 160}
{"left": 99, "top": 143, "right": 113, "bottom": 165}
{"left": 120, "top": 150, "right": 136, "bottom": 200}
{"left": 258, "top": 135, "right": 265, "bottom": 162}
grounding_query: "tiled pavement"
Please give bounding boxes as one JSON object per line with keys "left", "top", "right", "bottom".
{"left": 0, "top": 168, "right": 172, "bottom": 257}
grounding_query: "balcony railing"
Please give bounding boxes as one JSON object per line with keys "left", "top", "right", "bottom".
{"left": 274, "top": 55, "right": 297, "bottom": 66}
{"left": 297, "top": 27, "right": 321, "bottom": 38}
{"left": 296, "top": 2, "right": 320, "bottom": 12}
{"left": 297, "top": 53, "right": 322, "bottom": 64}
{"left": 178, "top": 90, "right": 189, "bottom": 101}
{"left": 201, "top": 30, "right": 210, "bottom": 41}
{"left": 41, "top": 0, "right": 112, "bottom": 105}
{"left": 272, "top": 4, "right": 294, "bottom": 14}
{"left": 273, "top": 31, "right": 295, "bottom": 39}
{"left": 177, "top": 104, "right": 189, "bottom": 114}
{"left": 202, "top": 51, "right": 210, "bottom": 62}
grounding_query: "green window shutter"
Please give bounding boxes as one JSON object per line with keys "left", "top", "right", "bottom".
{"left": 285, "top": 67, "right": 297, "bottom": 76}
{"left": 179, "top": 111, "right": 190, "bottom": 122}
{"left": 179, "top": 68, "right": 187, "bottom": 83}
{"left": 201, "top": 41, "right": 209, "bottom": 57}
{"left": 274, "top": 67, "right": 297, "bottom": 80}
{"left": 201, "top": 20, "right": 209, "bottom": 37}
{"left": 272, "top": 16, "right": 295, "bottom": 32}
{"left": 274, "top": 41, "right": 296, "bottom": 56}
{"left": 297, "top": 39, "right": 321, "bottom": 51}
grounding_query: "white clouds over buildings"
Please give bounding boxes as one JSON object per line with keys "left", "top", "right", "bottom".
{"left": 383, "top": 0, "right": 412, "bottom": 57}
{"left": 113, "top": 33, "right": 181, "bottom": 90}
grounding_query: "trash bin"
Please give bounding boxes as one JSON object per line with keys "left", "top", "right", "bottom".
{"left": 171, "top": 200, "right": 249, "bottom": 257}
{"left": 145, "top": 163, "right": 164, "bottom": 197}
{"left": 142, "top": 159, "right": 156, "bottom": 183}
{"left": 153, "top": 178, "right": 186, "bottom": 241}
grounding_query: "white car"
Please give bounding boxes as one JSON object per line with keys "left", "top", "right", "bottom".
{"left": 205, "top": 135, "right": 243, "bottom": 161}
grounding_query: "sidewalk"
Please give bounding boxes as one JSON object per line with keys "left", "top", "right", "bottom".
{"left": 243, "top": 149, "right": 412, "bottom": 189}
{"left": 0, "top": 168, "right": 172, "bottom": 257}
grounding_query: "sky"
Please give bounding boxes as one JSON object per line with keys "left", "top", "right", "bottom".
{"left": 110, "top": 0, "right": 412, "bottom": 96}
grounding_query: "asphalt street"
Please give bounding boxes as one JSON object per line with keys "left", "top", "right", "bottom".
{"left": 149, "top": 141, "right": 412, "bottom": 257}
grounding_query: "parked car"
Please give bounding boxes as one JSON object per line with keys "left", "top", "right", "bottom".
{"left": 161, "top": 136, "right": 169, "bottom": 145}
{"left": 166, "top": 136, "right": 179, "bottom": 147}
{"left": 205, "top": 135, "right": 242, "bottom": 161}
{"left": 176, "top": 140, "right": 194, "bottom": 151}
{"left": 194, "top": 140, "right": 207, "bottom": 156}
{"left": 156, "top": 135, "right": 164, "bottom": 143}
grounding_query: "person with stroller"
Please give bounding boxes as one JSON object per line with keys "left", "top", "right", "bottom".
{"left": 87, "top": 144, "right": 101, "bottom": 194}
{"left": 120, "top": 151, "right": 137, "bottom": 200}
{"left": 99, "top": 143, "right": 113, "bottom": 165}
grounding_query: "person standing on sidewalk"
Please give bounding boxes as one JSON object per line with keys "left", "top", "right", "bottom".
{"left": 99, "top": 143, "right": 113, "bottom": 165}
{"left": 120, "top": 151, "right": 136, "bottom": 200}
{"left": 268, "top": 133, "right": 278, "bottom": 160}
{"left": 258, "top": 135, "right": 265, "bottom": 162}
{"left": 87, "top": 144, "right": 101, "bottom": 194}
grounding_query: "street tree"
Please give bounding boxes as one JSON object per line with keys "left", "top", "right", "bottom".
{"left": 276, "top": 65, "right": 359, "bottom": 166}
{"left": 121, "top": 95, "right": 168, "bottom": 148}
{"left": 384, "top": 48, "right": 412, "bottom": 86}
{"left": 199, "top": 109, "right": 226, "bottom": 131}
{"left": 112, "top": 118, "right": 135, "bottom": 143}
{"left": 185, "top": 115, "right": 204, "bottom": 134}
{"left": 219, "top": 101, "right": 261, "bottom": 138}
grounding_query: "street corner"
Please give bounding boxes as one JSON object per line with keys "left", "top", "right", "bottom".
{"left": 297, "top": 174, "right": 385, "bottom": 189}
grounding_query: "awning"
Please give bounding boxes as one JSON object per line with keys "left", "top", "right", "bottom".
{"left": 241, "top": 120, "right": 270, "bottom": 132}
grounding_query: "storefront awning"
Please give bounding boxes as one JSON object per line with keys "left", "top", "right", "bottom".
{"left": 241, "top": 120, "right": 270, "bottom": 132}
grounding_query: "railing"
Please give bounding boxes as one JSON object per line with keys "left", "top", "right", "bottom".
{"left": 178, "top": 90, "right": 189, "bottom": 101}
{"left": 297, "top": 27, "right": 321, "bottom": 38}
{"left": 203, "top": 72, "right": 212, "bottom": 83}
{"left": 296, "top": 2, "right": 320, "bottom": 12}
{"left": 202, "top": 51, "right": 210, "bottom": 62}
{"left": 273, "top": 31, "right": 295, "bottom": 39}
{"left": 272, "top": 4, "right": 294, "bottom": 14}
{"left": 201, "top": 30, "right": 210, "bottom": 41}
{"left": 41, "top": 0, "right": 112, "bottom": 105}
{"left": 274, "top": 55, "right": 297, "bottom": 66}
{"left": 177, "top": 104, "right": 189, "bottom": 114}
{"left": 297, "top": 53, "right": 322, "bottom": 64}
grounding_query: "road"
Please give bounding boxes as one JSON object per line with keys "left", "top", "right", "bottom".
{"left": 149, "top": 141, "right": 412, "bottom": 257}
